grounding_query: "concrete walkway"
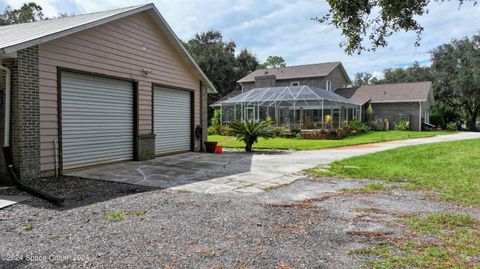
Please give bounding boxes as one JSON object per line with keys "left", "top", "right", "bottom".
{"left": 68, "top": 132, "right": 480, "bottom": 193}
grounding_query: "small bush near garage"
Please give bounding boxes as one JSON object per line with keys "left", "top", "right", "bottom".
{"left": 446, "top": 122, "right": 458, "bottom": 131}
{"left": 301, "top": 121, "right": 369, "bottom": 140}
{"left": 348, "top": 120, "right": 369, "bottom": 134}
{"left": 301, "top": 128, "right": 353, "bottom": 140}
{"left": 368, "top": 119, "right": 385, "bottom": 131}
{"left": 394, "top": 120, "right": 410, "bottom": 131}
{"left": 208, "top": 109, "right": 233, "bottom": 136}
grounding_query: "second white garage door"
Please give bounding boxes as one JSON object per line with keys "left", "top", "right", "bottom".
{"left": 154, "top": 87, "right": 192, "bottom": 155}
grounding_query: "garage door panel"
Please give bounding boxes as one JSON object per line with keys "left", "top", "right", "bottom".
{"left": 61, "top": 72, "right": 134, "bottom": 169}
{"left": 154, "top": 87, "right": 191, "bottom": 155}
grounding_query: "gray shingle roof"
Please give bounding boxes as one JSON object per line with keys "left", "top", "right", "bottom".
{"left": 0, "top": 4, "right": 216, "bottom": 93}
{"left": 335, "top": 81, "right": 433, "bottom": 104}
{"left": 237, "top": 62, "right": 347, "bottom": 83}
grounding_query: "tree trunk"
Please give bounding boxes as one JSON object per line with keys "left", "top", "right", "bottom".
{"left": 467, "top": 107, "right": 479, "bottom": 131}
{"left": 245, "top": 138, "right": 255, "bottom": 152}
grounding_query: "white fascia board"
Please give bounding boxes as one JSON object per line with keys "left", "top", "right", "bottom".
{"left": 370, "top": 100, "right": 427, "bottom": 104}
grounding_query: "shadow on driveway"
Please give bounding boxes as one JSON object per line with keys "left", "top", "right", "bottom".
{"left": 1, "top": 151, "right": 292, "bottom": 210}
{"left": 0, "top": 176, "right": 156, "bottom": 211}
{"left": 65, "top": 152, "right": 260, "bottom": 189}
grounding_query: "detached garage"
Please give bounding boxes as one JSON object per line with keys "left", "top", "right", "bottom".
{"left": 0, "top": 4, "right": 216, "bottom": 181}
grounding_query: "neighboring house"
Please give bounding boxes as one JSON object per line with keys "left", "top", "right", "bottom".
{"left": 335, "top": 82, "right": 434, "bottom": 131}
{"left": 212, "top": 63, "right": 360, "bottom": 128}
{"left": 237, "top": 62, "right": 351, "bottom": 92}
{"left": 214, "top": 63, "right": 433, "bottom": 132}
{"left": 0, "top": 4, "right": 216, "bottom": 182}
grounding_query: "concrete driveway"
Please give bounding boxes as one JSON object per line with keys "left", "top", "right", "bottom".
{"left": 67, "top": 132, "right": 480, "bottom": 193}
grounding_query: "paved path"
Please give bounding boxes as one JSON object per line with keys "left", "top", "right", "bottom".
{"left": 169, "top": 132, "right": 480, "bottom": 193}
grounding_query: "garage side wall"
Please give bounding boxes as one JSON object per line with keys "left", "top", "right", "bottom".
{"left": 38, "top": 12, "right": 202, "bottom": 174}
{"left": 371, "top": 102, "right": 421, "bottom": 131}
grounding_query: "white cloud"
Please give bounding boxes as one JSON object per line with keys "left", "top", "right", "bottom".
{"left": 3, "top": 0, "right": 479, "bottom": 77}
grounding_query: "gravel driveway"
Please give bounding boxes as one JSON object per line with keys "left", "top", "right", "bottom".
{"left": 1, "top": 176, "right": 478, "bottom": 269}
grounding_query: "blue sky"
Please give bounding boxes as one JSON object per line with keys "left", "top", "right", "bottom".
{"left": 1, "top": 0, "right": 479, "bottom": 78}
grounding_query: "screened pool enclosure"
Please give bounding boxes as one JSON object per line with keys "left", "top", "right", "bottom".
{"left": 213, "top": 86, "right": 362, "bottom": 130}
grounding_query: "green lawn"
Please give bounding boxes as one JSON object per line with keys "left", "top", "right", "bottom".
{"left": 351, "top": 213, "right": 480, "bottom": 268}
{"left": 310, "top": 139, "right": 480, "bottom": 206}
{"left": 209, "top": 131, "right": 452, "bottom": 151}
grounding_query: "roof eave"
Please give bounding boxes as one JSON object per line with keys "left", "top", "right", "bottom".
{"left": 370, "top": 99, "right": 428, "bottom": 103}
{"left": 238, "top": 74, "right": 327, "bottom": 84}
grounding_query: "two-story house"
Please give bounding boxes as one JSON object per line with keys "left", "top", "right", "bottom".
{"left": 237, "top": 62, "right": 351, "bottom": 92}
{"left": 212, "top": 62, "right": 361, "bottom": 129}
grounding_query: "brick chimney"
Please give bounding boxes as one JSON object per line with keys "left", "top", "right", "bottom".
{"left": 254, "top": 75, "right": 276, "bottom": 88}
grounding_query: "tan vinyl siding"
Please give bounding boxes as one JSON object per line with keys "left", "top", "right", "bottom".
{"left": 38, "top": 11, "right": 200, "bottom": 172}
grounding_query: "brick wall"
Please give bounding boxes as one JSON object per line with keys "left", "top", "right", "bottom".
{"left": 136, "top": 134, "right": 156, "bottom": 161}
{"left": 3, "top": 46, "right": 41, "bottom": 183}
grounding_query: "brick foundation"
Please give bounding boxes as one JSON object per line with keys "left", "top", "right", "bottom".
{"left": 136, "top": 133, "right": 156, "bottom": 161}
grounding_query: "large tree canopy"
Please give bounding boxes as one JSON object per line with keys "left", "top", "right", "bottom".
{"left": 353, "top": 72, "right": 378, "bottom": 86}
{"left": 0, "top": 2, "right": 44, "bottom": 25}
{"left": 353, "top": 61, "right": 431, "bottom": 86}
{"left": 184, "top": 31, "right": 260, "bottom": 119}
{"left": 382, "top": 61, "right": 432, "bottom": 84}
{"left": 317, "top": 0, "right": 477, "bottom": 54}
{"left": 184, "top": 30, "right": 238, "bottom": 113}
{"left": 259, "top": 56, "right": 287, "bottom": 69}
{"left": 431, "top": 33, "right": 480, "bottom": 131}
{"left": 236, "top": 48, "right": 260, "bottom": 79}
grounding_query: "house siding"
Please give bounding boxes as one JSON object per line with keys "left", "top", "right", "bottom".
{"left": 38, "top": 11, "right": 201, "bottom": 173}
{"left": 241, "top": 65, "right": 349, "bottom": 91}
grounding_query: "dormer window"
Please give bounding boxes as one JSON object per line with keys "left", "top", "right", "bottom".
{"left": 291, "top": 81, "right": 300, "bottom": 86}
{"left": 326, "top": 80, "right": 332, "bottom": 91}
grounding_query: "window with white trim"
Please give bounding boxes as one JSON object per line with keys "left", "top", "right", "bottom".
{"left": 291, "top": 81, "right": 300, "bottom": 86}
{"left": 326, "top": 80, "right": 332, "bottom": 91}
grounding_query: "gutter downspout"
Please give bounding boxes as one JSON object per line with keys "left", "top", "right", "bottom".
{"left": 1, "top": 64, "right": 63, "bottom": 205}
{"left": 418, "top": 101, "right": 422, "bottom": 131}
{"left": 1, "top": 65, "right": 10, "bottom": 147}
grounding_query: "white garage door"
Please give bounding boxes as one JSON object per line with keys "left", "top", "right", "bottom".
{"left": 154, "top": 87, "right": 191, "bottom": 155}
{"left": 61, "top": 72, "right": 134, "bottom": 169}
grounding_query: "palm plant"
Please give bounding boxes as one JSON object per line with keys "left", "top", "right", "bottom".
{"left": 229, "top": 120, "right": 274, "bottom": 152}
